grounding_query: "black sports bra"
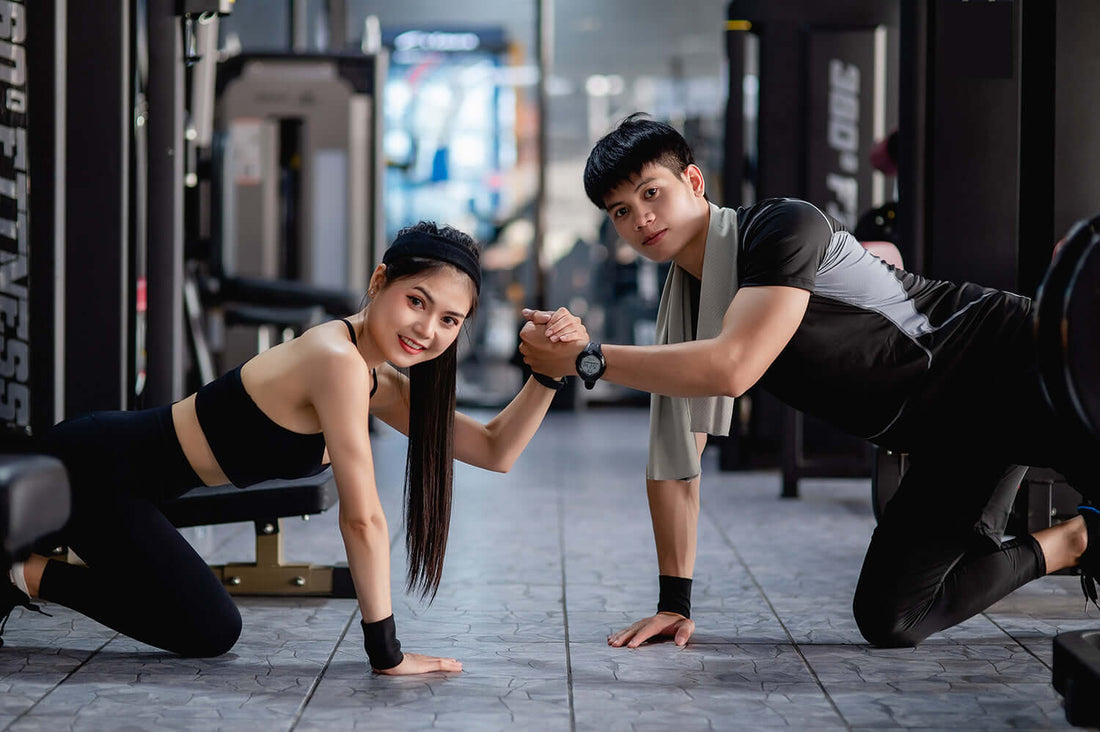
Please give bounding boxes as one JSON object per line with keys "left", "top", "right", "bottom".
{"left": 193, "top": 318, "right": 376, "bottom": 488}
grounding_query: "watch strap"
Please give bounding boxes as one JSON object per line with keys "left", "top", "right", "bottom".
{"left": 531, "top": 371, "right": 567, "bottom": 390}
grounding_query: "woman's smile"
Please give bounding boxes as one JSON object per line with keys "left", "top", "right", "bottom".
{"left": 399, "top": 334, "right": 426, "bottom": 354}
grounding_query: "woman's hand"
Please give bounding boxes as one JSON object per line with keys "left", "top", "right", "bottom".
{"left": 521, "top": 307, "right": 588, "bottom": 343}
{"left": 373, "top": 651, "right": 463, "bottom": 675}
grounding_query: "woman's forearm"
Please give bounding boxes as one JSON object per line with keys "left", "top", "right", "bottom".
{"left": 455, "top": 377, "right": 556, "bottom": 472}
{"left": 485, "top": 377, "right": 558, "bottom": 469}
{"left": 339, "top": 512, "right": 394, "bottom": 622}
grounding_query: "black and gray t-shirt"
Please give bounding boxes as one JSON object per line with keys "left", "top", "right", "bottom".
{"left": 720, "top": 197, "right": 1030, "bottom": 440}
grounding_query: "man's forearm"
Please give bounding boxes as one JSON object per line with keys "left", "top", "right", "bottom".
{"left": 646, "top": 475, "right": 700, "bottom": 578}
{"left": 603, "top": 340, "right": 741, "bottom": 398}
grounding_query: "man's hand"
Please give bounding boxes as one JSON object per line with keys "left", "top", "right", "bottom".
{"left": 608, "top": 612, "right": 696, "bottom": 648}
{"left": 518, "top": 307, "right": 586, "bottom": 378}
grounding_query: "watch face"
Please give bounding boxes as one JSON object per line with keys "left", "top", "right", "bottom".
{"left": 579, "top": 354, "right": 601, "bottom": 377}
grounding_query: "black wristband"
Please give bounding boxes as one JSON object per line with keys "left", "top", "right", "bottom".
{"left": 531, "top": 371, "right": 567, "bottom": 390}
{"left": 657, "top": 575, "right": 692, "bottom": 618}
{"left": 361, "top": 614, "right": 404, "bottom": 670}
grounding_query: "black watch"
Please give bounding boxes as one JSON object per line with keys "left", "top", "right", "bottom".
{"left": 575, "top": 342, "right": 606, "bottom": 390}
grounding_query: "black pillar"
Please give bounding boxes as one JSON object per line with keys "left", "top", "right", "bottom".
{"left": 896, "top": 0, "right": 928, "bottom": 273}
{"left": 25, "top": 0, "right": 65, "bottom": 434}
{"left": 65, "top": 1, "right": 130, "bottom": 415}
{"left": 898, "top": 0, "right": 1100, "bottom": 295}
{"left": 145, "top": 0, "right": 185, "bottom": 405}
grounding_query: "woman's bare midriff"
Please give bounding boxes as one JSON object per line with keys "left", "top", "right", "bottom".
{"left": 171, "top": 395, "right": 231, "bottom": 487}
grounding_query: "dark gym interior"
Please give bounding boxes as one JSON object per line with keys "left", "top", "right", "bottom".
{"left": 2, "top": 0, "right": 1099, "bottom": 728}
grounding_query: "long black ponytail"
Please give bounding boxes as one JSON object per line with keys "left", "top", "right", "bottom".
{"left": 404, "top": 339, "right": 458, "bottom": 600}
{"left": 378, "top": 222, "right": 479, "bottom": 600}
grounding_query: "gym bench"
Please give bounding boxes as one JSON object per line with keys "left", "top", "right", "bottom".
{"left": 0, "top": 454, "right": 71, "bottom": 573}
{"left": 160, "top": 467, "right": 355, "bottom": 598}
{"left": 1054, "top": 630, "right": 1100, "bottom": 727}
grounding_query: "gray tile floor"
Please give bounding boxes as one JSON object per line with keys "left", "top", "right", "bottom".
{"left": 1, "top": 407, "right": 1092, "bottom": 730}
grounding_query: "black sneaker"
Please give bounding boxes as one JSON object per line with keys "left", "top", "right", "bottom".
{"left": 0, "top": 577, "right": 50, "bottom": 648}
{"left": 1077, "top": 505, "right": 1100, "bottom": 611}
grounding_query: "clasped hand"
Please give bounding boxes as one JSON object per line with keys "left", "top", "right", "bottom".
{"left": 518, "top": 307, "right": 586, "bottom": 378}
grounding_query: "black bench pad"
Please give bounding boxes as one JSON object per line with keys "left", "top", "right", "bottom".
{"left": 0, "top": 454, "right": 71, "bottom": 566}
{"left": 161, "top": 467, "right": 337, "bottom": 528}
{"left": 1053, "top": 629, "right": 1100, "bottom": 726}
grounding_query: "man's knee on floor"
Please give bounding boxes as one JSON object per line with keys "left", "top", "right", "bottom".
{"left": 853, "top": 591, "right": 929, "bottom": 649}
{"left": 855, "top": 615, "right": 927, "bottom": 648}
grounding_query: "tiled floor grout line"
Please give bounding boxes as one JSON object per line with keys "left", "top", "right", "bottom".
{"left": 3, "top": 632, "right": 118, "bottom": 731}
{"left": 287, "top": 607, "right": 358, "bottom": 732}
{"left": 557, "top": 495, "right": 577, "bottom": 732}
{"left": 982, "top": 612, "right": 1053, "bottom": 671}
{"left": 287, "top": 521, "right": 404, "bottom": 731}
{"left": 704, "top": 508, "right": 852, "bottom": 730}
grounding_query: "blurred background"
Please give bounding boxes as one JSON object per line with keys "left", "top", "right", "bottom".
{"left": 216, "top": 0, "right": 730, "bottom": 409}
{"left": 16, "top": 0, "right": 1098, "bottom": 491}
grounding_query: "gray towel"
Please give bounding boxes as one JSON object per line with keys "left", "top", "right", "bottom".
{"left": 647, "top": 203, "right": 739, "bottom": 480}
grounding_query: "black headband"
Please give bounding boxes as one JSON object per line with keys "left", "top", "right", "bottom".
{"left": 382, "top": 230, "right": 481, "bottom": 294}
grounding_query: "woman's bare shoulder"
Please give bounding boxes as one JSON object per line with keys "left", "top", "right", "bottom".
{"left": 297, "top": 319, "right": 369, "bottom": 378}
{"left": 247, "top": 320, "right": 364, "bottom": 385}
{"left": 296, "top": 321, "right": 364, "bottom": 369}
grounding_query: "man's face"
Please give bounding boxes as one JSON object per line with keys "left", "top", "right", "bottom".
{"left": 602, "top": 162, "right": 707, "bottom": 263}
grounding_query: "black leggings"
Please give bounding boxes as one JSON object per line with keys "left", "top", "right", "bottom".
{"left": 854, "top": 458, "right": 1046, "bottom": 647}
{"left": 852, "top": 344, "right": 1098, "bottom": 647}
{"left": 33, "top": 406, "right": 241, "bottom": 658}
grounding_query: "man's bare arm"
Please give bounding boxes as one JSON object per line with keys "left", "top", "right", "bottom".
{"left": 521, "top": 286, "right": 810, "bottom": 397}
{"left": 608, "top": 433, "right": 706, "bottom": 648}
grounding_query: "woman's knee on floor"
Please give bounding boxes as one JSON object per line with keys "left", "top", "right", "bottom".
{"left": 150, "top": 573, "right": 243, "bottom": 658}
{"left": 170, "top": 601, "right": 243, "bottom": 658}
{"left": 193, "top": 606, "right": 242, "bottom": 658}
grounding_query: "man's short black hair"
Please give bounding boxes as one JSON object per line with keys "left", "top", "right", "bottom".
{"left": 583, "top": 113, "right": 696, "bottom": 209}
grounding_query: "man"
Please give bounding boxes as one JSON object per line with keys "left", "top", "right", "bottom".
{"left": 520, "top": 114, "right": 1098, "bottom": 648}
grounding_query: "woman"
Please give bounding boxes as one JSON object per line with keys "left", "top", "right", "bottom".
{"left": 1, "top": 221, "right": 582, "bottom": 675}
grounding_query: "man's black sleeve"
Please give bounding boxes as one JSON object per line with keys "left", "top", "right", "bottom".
{"left": 737, "top": 198, "right": 837, "bottom": 292}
